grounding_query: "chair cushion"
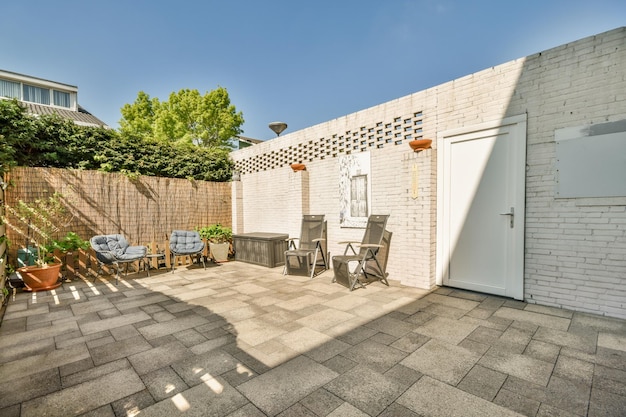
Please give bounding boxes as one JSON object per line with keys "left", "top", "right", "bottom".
{"left": 106, "top": 235, "right": 130, "bottom": 257}
{"left": 170, "top": 230, "right": 204, "bottom": 254}
{"left": 90, "top": 234, "right": 146, "bottom": 263}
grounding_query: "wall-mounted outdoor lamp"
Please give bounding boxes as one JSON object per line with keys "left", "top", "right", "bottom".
{"left": 232, "top": 170, "right": 241, "bottom": 181}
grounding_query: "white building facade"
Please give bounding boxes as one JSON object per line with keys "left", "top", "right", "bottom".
{"left": 231, "top": 28, "right": 626, "bottom": 319}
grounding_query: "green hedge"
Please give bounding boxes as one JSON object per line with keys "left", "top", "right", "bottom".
{"left": 0, "top": 99, "right": 233, "bottom": 181}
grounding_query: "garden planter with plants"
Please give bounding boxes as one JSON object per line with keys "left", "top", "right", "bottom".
{"left": 51, "top": 231, "right": 90, "bottom": 281}
{"left": 2, "top": 192, "right": 73, "bottom": 291}
{"left": 17, "top": 263, "right": 63, "bottom": 291}
{"left": 198, "top": 224, "right": 232, "bottom": 263}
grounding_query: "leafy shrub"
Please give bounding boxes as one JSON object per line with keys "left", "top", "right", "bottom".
{"left": 0, "top": 99, "right": 234, "bottom": 181}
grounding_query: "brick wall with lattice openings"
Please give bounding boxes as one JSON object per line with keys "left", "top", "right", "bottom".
{"left": 235, "top": 112, "right": 424, "bottom": 175}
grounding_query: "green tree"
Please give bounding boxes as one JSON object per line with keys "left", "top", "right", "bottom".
{"left": 0, "top": 99, "right": 233, "bottom": 181}
{"left": 119, "top": 87, "right": 244, "bottom": 149}
{"left": 119, "top": 91, "right": 158, "bottom": 139}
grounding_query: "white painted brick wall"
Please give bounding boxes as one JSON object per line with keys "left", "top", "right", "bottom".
{"left": 232, "top": 27, "right": 626, "bottom": 318}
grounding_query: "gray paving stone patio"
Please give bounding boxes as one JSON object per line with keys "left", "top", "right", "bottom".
{"left": 0, "top": 261, "right": 625, "bottom": 416}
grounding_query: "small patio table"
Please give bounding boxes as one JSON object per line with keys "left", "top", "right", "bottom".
{"left": 143, "top": 252, "right": 166, "bottom": 276}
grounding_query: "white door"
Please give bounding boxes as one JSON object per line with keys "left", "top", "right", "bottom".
{"left": 437, "top": 115, "right": 526, "bottom": 299}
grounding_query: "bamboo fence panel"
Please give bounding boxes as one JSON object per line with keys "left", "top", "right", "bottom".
{"left": 3, "top": 167, "right": 231, "bottom": 265}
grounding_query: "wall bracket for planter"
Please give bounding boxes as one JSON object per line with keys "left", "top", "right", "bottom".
{"left": 409, "top": 139, "right": 432, "bottom": 152}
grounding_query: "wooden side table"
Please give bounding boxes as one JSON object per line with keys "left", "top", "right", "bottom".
{"left": 143, "top": 252, "right": 166, "bottom": 276}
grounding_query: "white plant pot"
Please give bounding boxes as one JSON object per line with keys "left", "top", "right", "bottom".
{"left": 209, "top": 242, "right": 230, "bottom": 262}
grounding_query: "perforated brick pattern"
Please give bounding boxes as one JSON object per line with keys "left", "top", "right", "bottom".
{"left": 234, "top": 112, "right": 424, "bottom": 174}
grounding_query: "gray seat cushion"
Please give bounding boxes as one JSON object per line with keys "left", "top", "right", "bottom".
{"left": 170, "top": 230, "right": 205, "bottom": 255}
{"left": 90, "top": 234, "right": 146, "bottom": 263}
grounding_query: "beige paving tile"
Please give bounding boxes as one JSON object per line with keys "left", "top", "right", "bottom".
{"left": 276, "top": 327, "right": 334, "bottom": 353}
{"left": 598, "top": 332, "right": 626, "bottom": 352}
{"left": 296, "top": 308, "right": 355, "bottom": 331}
{"left": 416, "top": 315, "right": 479, "bottom": 345}
{"left": 79, "top": 311, "right": 151, "bottom": 335}
{"left": 479, "top": 350, "right": 554, "bottom": 386}
{"left": 140, "top": 375, "right": 248, "bottom": 417}
{"left": 401, "top": 339, "right": 480, "bottom": 385}
{"left": 238, "top": 356, "right": 338, "bottom": 416}
{"left": 0, "top": 320, "right": 78, "bottom": 349}
{"left": 137, "top": 314, "right": 209, "bottom": 340}
{"left": 423, "top": 293, "right": 481, "bottom": 312}
{"left": 533, "top": 326, "right": 597, "bottom": 354}
{"left": 397, "top": 376, "right": 524, "bottom": 417}
{"left": 20, "top": 367, "right": 144, "bottom": 417}
{"left": 0, "top": 343, "right": 89, "bottom": 382}
{"left": 493, "top": 307, "right": 570, "bottom": 331}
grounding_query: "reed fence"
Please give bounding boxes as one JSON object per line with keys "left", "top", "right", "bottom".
{"left": 2, "top": 167, "right": 232, "bottom": 266}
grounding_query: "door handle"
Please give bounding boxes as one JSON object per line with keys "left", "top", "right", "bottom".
{"left": 499, "top": 207, "right": 514, "bottom": 228}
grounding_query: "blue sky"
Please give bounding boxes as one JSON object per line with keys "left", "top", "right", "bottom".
{"left": 2, "top": 1, "right": 625, "bottom": 140}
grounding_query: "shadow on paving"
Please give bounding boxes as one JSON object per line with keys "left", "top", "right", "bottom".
{"left": 0, "top": 261, "right": 625, "bottom": 417}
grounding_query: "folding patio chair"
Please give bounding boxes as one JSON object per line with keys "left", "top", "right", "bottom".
{"left": 284, "top": 214, "right": 328, "bottom": 279}
{"left": 169, "top": 230, "right": 206, "bottom": 273}
{"left": 90, "top": 234, "right": 147, "bottom": 284}
{"left": 332, "top": 214, "right": 392, "bottom": 291}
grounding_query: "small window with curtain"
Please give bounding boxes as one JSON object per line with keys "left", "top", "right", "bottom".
{"left": 23, "top": 84, "right": 50, "bottom": 105}
{"left": 0, "top": 79, "right": 20, "bottom": 99}
{"left": 53, "top": 90, "right": 70, "bottom": 107}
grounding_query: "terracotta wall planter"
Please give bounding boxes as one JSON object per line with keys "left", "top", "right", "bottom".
{"left": 409, "top": 139, "right": 432, "bottom": 152}
{"left": 290, "top": 163, "right": 306, "bottom": 172}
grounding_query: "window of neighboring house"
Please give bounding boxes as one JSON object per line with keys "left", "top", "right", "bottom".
{"left": 0, "top": 79, "right": 20, "bottom": 99}
{"left": 23, "top": 84, "right": 50, "bottom": 105}
{"left": 53, "top": 90, "right": 70, "bottom": 107}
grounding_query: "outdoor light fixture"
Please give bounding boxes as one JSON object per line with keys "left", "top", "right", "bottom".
{"left": 232, "top": 170, "right": 241, "bottom": 181}
{"left": 269, "top": 121, "right": 288, "bottom": 137}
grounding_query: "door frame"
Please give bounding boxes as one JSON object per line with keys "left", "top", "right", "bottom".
{"left": 436, "top": 114, "right": 527, "bottom": 300}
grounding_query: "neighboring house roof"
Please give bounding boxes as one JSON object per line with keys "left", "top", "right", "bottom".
{"left": 237, "top": 135, "right": 263, "bottom": 145}
{"left": 24, "top": 102, "right": 108, "bottom": 128}
{"left": 0, "top": 69, "right": 109, "bottom": 128}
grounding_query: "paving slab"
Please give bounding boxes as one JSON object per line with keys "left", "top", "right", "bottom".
{"left": 401, "top": 338, "right": 480, "bottom": 385}
{"left": 20, "top": 367, "right": 144, "bottom": 417}
{"left": 416, "top": 315, "right": 479, "bottom": 345}
{"left": 397, "top": 376, "right": 524, "bottom": 417}
{"left": 325, "top": 365, "right": 407, "bottom": 416}
{"left": 2, "top": 262, "right": 626, "bottom": 416}
{"left": 493, "top": 307, "right": 571, "bottom": 331}
{"left": 238, "top": 355, "right": 338, "bottom": 416}
{"left": 479, "top": 350, "right": 554, "bottom": 386}
{"left": 78, "top": 311, "right": 151, "bottom": 335}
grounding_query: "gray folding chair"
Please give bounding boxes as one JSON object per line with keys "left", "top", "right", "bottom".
{"left": 284, "top": 215, "right": 328, "bottom": 279}
{"left": 332, "top": 214, "right": 392, "bottom": 291}
{"left": 90, "top": 234, "right": 147, "bottom": 284}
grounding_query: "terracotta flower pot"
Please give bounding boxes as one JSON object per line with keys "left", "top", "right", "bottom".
{"left": 290, "top": 163, "right": 306, "bottom": 172}
{"left": 409, "top": 139, "right": 432, "bottom": 152}
{"left": 17, "top": 263, "right": 63, "bottom": 292}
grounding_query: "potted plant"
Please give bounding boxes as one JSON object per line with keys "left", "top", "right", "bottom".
{"left": 197, "top": 224, "right": 232, "bottom": 263}
{"left": 51, "top": 231, "right": 90, "bottom": 281}
{"left": 2, "top": 192, "right": 71, "bottom": 291}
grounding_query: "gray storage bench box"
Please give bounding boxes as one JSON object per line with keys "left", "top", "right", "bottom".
{"left": 233, "top": 232, "right": 289, "bottom": 268}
